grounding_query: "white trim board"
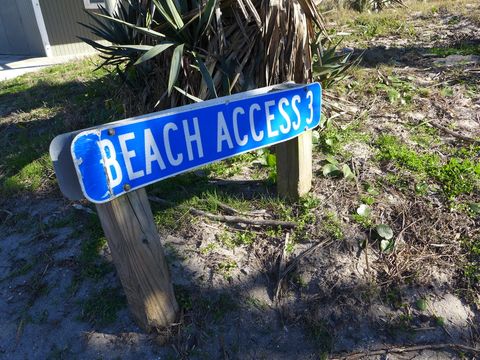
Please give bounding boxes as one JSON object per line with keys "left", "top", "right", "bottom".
{"left": 83, "top": 0, "right": 106, "bottom": 10}
{"left": 30, "top": 0, "right": 52, "bottom": 57}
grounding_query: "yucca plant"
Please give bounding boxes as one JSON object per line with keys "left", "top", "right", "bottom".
{"left": 312, "top": 35, "right": 361, "bottom": 89}
{"left": 82, "top": 0, "right": 336, "bottom": 113}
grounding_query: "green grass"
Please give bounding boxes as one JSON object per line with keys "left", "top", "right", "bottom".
{"left": 429, "top": 43, "right": 480, "bottom": 57}
{"left": 462, "top": 236, "right": 480, "bottom": 293}
{"left": 151, "top": 178, "right": 253, "bottom": 231}
{"left": 173, "top": 284, "right": 193, "bottom": 311}
{"left": 216, "top": 232, "right": 235, "bottom": 250}
{"left": 318, "top": 117, "right": 371, "bottom": 156}
{"left": 2, "top": 154, "right": 53, "bottom": 194}
{"left": 148, "top": 168, "right": 321, "bottom": 255}
{"left": 216, "top": 260, "right": 237, "bottom": 281}
{"left": 199, "top": 242, "right": 217, "bottom": 255}
{"left": 304, "top": 318, "right": 333, "bottom": 358}
{"left": 234, "top": 231, "right": 256, "bottom": 246}
{"left": 322, "top": 212, "right": 344, "bottom": 240}
{"left": 75, "top": 214, "right": 113, "bottom": 280}
{"left": 244, "top": 296, "right": 269, "bottom": 311}
{"left": 376, "top": 135, "right": 480, "bottom": 200}
{"left": 352, "top": 212, "right": 373, "bottom": 229}
{"left": 197, "top": 292, "right": 238, "bottom": 322}
{"left": 79, "top": 287, "right": 127, "bottom": 326}
{"left": 416, "top": 298, "right": 428, "bottom": 311}
{"left": 338, "top": 66, "right": 430, "bottom": 112}
{"left": 148, "top": 166, "right": 323, "bottom": 250}
{"left": 203, "top": 149, "right": 276, "bottom": 182}
{"left": 375, "top": 75, "right": 420, "bottom": 106}
{"left": 434, "top": 315, "right": 445, "bottom": 327}
{"left": 149, "top": 171, "right": 251, "bottom": 217}
{"left": 0, "top": 57, "right": 122, "bottom": 198}
{"left": 204, "top": 153, "right": 254, "bottom": 178}
{"left": 346, "top": 12, "right": 416, "bottom": 42}
{"left": 409, "top": 124, "right": 441, "bottom": 148}
{"left": 215, "top": 230, "right": 256, "bottom": 250}
{"left": 297, "top": 195, "right": 320, "bottom": 227}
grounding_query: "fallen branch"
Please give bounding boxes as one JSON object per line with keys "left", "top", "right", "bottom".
{"left": 330, "top": 343, "right": 480, "bottom": 360}
{"left": 323, "top": 93, "right": 359, "bottom": 115}
{"left": 430, "top": 121, "right": 479, "bottom": 144}
{"left": 207, "top": 178, "right": 264, "bottom": 186}
{"left": 275, "top": 232, "right": 290, "bottom": 302}
{"left": 148, "top": 196, "right": 296, "bottom": 228}
{"left": 72, "top": 203, "right": 96, "bottom": 215}
{"left": 214, "top": 201, "right": 244, "bottom": 216}
{"left": 280, "top": 239, "right": 331, "bottom": 280}
{"left": 0, "top": 209, "right": 13, "bottom": 224}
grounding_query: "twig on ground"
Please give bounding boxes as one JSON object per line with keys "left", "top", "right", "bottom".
{"left": 72, "top": 203, "right": 96, "bottom": 215}
{"left": 330, "top": 343, "right": 480, "bottom": 359}
{"left": 0, "top": 208, "right": 13, "bottom": 224}
{"left": 148, "top": 196, "right": 296, "bottom": 228}
{"left": 275, "top": 232, "right": 290, "bottom": 302}
{"left": 0, "top": 209, "right": 12, "bottom": 216}
{"left": 214, "top": 201, "right": 245, "bottom": 216}
{"left": 396, "top": 216, "right": 424, "bottom": 242}
{"left": 430, "top": 121, "right": 479, "bottom": 144}
{"left": 207, "top": 178, "right": 264, "bottom": 186}
{"left": 323, "top": 93, "right": 359, "bottom": 115}
{"left": 364, "top": 231, "right": 370, "bottom": 277}
{"left": 280, "top": 239, "right": 330, "bottom": 280}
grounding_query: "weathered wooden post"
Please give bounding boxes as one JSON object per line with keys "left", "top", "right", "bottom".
{"left": 95, "top": 189, "right": 178, "bottom": 331}
{"left": 276, "top": 132, "right": 313, "bottom": 199}
{"left": 50, "top": 134, "right": 179, "bottom": 332}
{"left": 50, "top": 84, "right": 321, "bottom": 331}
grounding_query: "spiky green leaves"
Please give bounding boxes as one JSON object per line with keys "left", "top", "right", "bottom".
{"left": 134, "top": 42, "right": 175, "bottom": 65}
{"left": 168, "top": 44, "right": 184, "bottom": 95}
{"left": 81, "top": 0, "right": 327, "bottom": 106}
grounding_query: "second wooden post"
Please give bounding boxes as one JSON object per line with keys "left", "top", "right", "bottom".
{"left": 276, "top": 131, "right": 313, "bottom": 199}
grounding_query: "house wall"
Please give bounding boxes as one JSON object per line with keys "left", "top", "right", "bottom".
{"left": 0, "top": 0, "right": 45, "bottom": 56}
{"left": 39, "top": 0, "right": 104, "bottom": 57}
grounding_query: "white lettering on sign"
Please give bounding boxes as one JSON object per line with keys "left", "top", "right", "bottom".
{"left": 249, "top": 103, "right": 264, "bottom": 141}
{"left": 105, "top": 95, "right": 317, "bottom": 178}
{"left": 183, "top": 117, "right": 204, "bottom": 161}
{"left": 306, "top": 90, "right": 314, "bottom": 124}
{"left": 119, "top": 132, "right": 145, "bottom": 180}
{"left": 291, "top": 95, "right": 301, "bottom": 131}
{"left": 265, "top": 100, "right": 279, "bottom": 138}
{"left": 99, "top": 139, "right": 123, "bottom": 188}
{"left": 217, "top": 111, "right": 234, "bottom": 152}
{"left": 233, "top": 107, "right": 248, "bottom": 146}
{"left": 278, "top": 97, "right": 291, "bottom": 134}
{"left": 164, "top": 123, "right": 183, "bottom": 166}
{"left": 144, "top": 128, "right": 166, "bottom": 175}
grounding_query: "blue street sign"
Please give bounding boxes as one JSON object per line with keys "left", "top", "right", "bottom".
{"left": 69, "top": 83, "right": 322, "bottom": 203}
